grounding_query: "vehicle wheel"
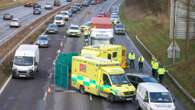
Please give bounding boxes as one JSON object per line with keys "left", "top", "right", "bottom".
{"left": 79, "top": 86, "right": 85, "bottom": 94}
{"left": 136, "top": 100, "right": 141, "bottom": 110}
{"left": 12, "top": 73, "right": 17, "bottom": 79}
{"left": 107, "top": 94, "right": 115, "bottom": 102}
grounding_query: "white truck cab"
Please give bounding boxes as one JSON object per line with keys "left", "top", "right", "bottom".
{"left": 136, "top": 82, "right": 175, "bottom": 110}
{"left": 54, "top": 14, "right": 65, "bottom": 26}
{"left": 90, "top": 29, "right": 113, "bottom": 45}
{"left": 12, "top": 44, "right": 39, "bottom": 78}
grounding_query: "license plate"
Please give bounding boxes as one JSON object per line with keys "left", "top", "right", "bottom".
{"left": 19, "top": 75, "right": 26, "bottom": 77}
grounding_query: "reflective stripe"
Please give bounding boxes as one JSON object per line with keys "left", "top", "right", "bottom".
{"left": 128, "top": 53, "right": 135, "bottom": 60}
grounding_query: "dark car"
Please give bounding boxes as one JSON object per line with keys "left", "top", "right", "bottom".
{"left": 3, "top": 13, "right": 13, "bottom": 20}
{"left": 71, "top": 6, "right": 78, "bottom": 13}
{"left": 54, "top": 0, "right": 61, "bottom": 6}
{"left": 33, "top": 9, "right": 41, "bottom": 15}
{"left": 67, "top": 0, "right": 72, "bottom": 2}
{"left": 33, "top": 4, "right": 41, "bottom": 9}
{"left": 126, "top": 73, "right": 158, "bottom": 88}
{"left": 46, "top": 23, "right": 58, "bottom": 34}
{"left": 114, "top": 23, "right": 126, "bottom": 35}
{"left": 36, "top": 35, "right": 49, "bottom": 48}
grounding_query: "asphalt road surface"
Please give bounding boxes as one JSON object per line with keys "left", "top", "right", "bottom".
{"left": 0, "top": 0, "right": 188, "bottom": 110}
{"left": 0, "top": 0, "right": 67, "bottom": 44}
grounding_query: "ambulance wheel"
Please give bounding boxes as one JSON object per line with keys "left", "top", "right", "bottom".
{"left": 108, "top": 94, "right": 115, "bottom": 102}
{"left": 79, "top": 86, "right": 85, "bottom": 94}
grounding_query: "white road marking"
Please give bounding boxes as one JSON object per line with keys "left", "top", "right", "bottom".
{"left": 89, "top": 94, "right": 92, "bottom": 101}
{"left": 0, "top": 75, "right": 12, "bottom": 95}
{"left": 43, "top": 91, "right": 48, "bottom": 101}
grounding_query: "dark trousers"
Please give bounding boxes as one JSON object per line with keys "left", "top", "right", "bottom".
{"left": 138, "top": 62, "right": 143, "bottom": 72}
{"left": 152, "top": 69, "right": 157, "bottom": 78}
{"left": 158, "top": 74, "right": 164, "bottom": 83}
{"left": 129, "top": 60, "right": 135, "bottom": 69}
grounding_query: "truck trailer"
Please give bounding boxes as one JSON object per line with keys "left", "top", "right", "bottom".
{"left": 90, "top": 17, "right": 113, "bottom": 45}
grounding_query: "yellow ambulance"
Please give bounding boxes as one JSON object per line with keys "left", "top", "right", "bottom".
{"left": 71, "top": 56, "right": 135, "bottom": 102}
{"left": 81, "top": 44, "right": 128, "bottom": 69}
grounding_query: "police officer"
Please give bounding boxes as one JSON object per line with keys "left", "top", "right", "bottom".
{"left": 138, "top": 56, "right": 144, "bottom": 72}
{"left": 157, "top": 66, "right": 167, "bottom": 83}
{"left": 153, "top": 60, "right": 159, "bottom": 78}
{"left": 128, "top": 52, "right": 136, "bottom": 69}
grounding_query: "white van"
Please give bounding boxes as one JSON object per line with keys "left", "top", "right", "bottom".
{"left": 54, "top": 14, "right": 65, "bottom": 26}
{"left": 136, "top": 82, "right": 175, "bottom": 110}
{"left": 12, "top": 44, "right": 39, "bottom": 78}
{"left": 90, "top": 29, "right": 114, "bottom": 45}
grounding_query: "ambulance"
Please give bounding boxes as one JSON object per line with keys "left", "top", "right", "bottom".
{"left": 81, "top": 44, "right": 128, "bottom": 69}
{"left": 71, "top": 56, "right": 135, "bottom": 102}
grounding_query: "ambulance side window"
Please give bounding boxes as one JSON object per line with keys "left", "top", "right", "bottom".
{"left": 107, "top": 54, "right": 111, "bottom": 59}
{"left": 113, "top": 52, "right": 117, "bottom": 58}
{"left": 103, "top": 74, "right": 111, "bottom": 86}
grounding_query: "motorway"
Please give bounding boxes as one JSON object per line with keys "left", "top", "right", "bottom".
{"left": 0, "top": 0, "right": 67, "bottom": 45}
{"left": 0, "top": 0, "right": 188, "bottom": 110}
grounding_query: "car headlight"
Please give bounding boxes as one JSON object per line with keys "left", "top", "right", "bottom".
{"left": 116, "top": 92, "right": 123, "bottom": 96}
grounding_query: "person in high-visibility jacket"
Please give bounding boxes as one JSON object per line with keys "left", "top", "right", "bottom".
{"left": 157, "top": 66, "right": 167, "bottom": 83}
{"left": 84, "top": 28, "right": 90, "bottom": 38}
{"left": 138, "top": 56, "right": 144, "bottom": 72}
{"left": 152, "top": 60, "right": 159, "bottom": 78}
{"left": 128, "top": 52, "right": 136, "bottom": 69}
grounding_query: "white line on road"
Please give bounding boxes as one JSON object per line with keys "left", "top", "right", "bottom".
{"left": 89, "top": 94, "right": 93, "bottom": 101}
{"left": 43, "top": 91, "right": 48, "bottom": 101}
{"left": 0, "top": 75, "right": 12, "bottom": 95}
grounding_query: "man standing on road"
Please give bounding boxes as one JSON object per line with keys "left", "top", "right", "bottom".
{"left": 128, "top": 52, "right": 136, "bottom": 70}
{"left": 138, "top": 56, "right": 144, "bottom": 72}
{"left": 153, "top": 60, "right": 159, "bottom": 78}
{"left": 157, "top": 65, "right": 167, "bottom": 83}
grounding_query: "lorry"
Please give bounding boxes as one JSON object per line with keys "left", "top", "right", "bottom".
{"left": 90, "top": 17, "right": 113, "bottom": 45}
{"left": 71, "top": 56, "right": 135, "bottom": 102}
{"left": 81, "top": 44, "right": 128, "bottom": 69}
{"left": 12, "top": 44, "right": 39, "bottom": 78}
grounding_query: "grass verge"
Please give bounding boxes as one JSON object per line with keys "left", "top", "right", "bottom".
{"left": 120, "top": 1, "right": 195, "bottom": 110}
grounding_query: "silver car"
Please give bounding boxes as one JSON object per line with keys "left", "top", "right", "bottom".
{"left": 10, "top": 18, "right": 21, "bottom": 28}
{"left": 36, "top": 35, "right": 49, "bottom": 48}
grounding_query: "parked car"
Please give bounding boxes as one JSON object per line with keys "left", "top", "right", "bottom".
{"left": 10, "top": 18, "right": 21, "bottom": 28}
{"left": 45, "top": 3, "right": 53, "bottom": 10}
{"left": 110, "top": 14, "right": 119, "bottom": 24}
{"left": 90, "top": 0, "right": 96, "bottom": 5}
{"left": 126, "top": 73, "right": 158, "bottom": 88}
{"left": 36, "top": 35, "right": 49, "bottom": 48}
{"left": 24, "top": 2, "right": 37, "bottom": 7}
{"left": 54, "top": 0, "right": 61, "bottom": 6}
{"left": 3, "top": 13, "right": 13, "bottom": 20}
{"left": 71, "top": 6, "right": 78, "bottom": 13}
{"left": 136, "top": 83, "right": 176, "bottom": 110}
{"left": 33, "top": 8, "right": 41, "bottom": 15}
{"left": 54, "top": 14, "right": 65, "bottom": 26}
{"left": 46, "top": 23, "right": 58, "bottom": 34}
{"left": 33, "top": 4, "right": 41, "bottom": 9}
{"left": 114, "top": 23, "right": 126, "bottom": 35}
{"left": 74, "top": 3, "right": 82, "bottom": 9}
{"left": 59, "top": 11, "right": 70, "bottom": 21}
{"left": 66, "top": 24, "right": 81, "bottom": 37}
{"left": 82, "top": 0, "right": 90, "bottom": 7}
{"left": 96, "top": 12, "right": 108, "bottom": 17}
{"left": 67, "top": 9, "right": 73, "bottom": 17}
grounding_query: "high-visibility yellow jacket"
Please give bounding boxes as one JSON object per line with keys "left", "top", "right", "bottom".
{"left": 138, "top": 56, "right": 144, "bottom": 63}
{"left": 128, "top": 53, "right": 135, "bottom": 60}
{"left": 152, "top": 61, "right": 159, "bottom": 69}
{"left": 158, "top": 67, "right": 166, "bottom": 75}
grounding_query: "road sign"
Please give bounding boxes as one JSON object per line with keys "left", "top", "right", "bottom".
{"left": 167, "top": 41, "right": 180, "bottom": 59}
